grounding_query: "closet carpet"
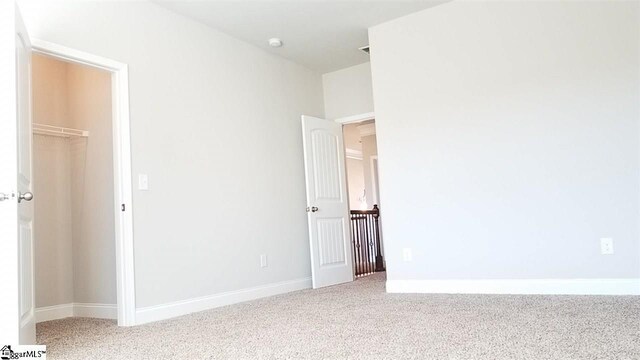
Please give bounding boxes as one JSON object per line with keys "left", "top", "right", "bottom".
{"left": 37, "top": 273, "right": 640, "bottom": 359}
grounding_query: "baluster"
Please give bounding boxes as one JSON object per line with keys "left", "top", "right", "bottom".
{"left": 370, "top": 213, "right": 376, "bottom": 273}
{"left": 353, "top": 216, "right": 359, "bottom": 276}
{"left": 357, "top": 215, "right": 362, "bottom": 276}
{"left": 351, "top": 216, "right": 357, "bottom": 276}
{"left": 360, "top": 215, "right": 367, "bottom": 275}
{"left": 373, "top": 204, "right": 385, "bottom": 272}
{"left": 356, "top": 216, "right": 363, "bottom": 276}
{"left": 349, "top": 206, "right": 385, "bottom": 276}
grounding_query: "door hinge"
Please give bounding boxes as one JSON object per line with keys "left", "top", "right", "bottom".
{"left": 121, "top": 204, "right": 126, "bottom": 212}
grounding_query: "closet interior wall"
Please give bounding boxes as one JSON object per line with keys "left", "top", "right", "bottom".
{"left": 32, "top": 54, "right": 116, "bottom": 315}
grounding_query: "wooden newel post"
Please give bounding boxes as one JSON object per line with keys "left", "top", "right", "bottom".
{"left": 372, "top": 204, "right": 385, "bottom": 272}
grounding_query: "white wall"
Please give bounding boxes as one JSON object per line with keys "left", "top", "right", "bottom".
{"left": 346, "top": 158, "right": 365, "bottom": 210}
{"left": 19, "top": 1, "right": 324, "bottom": 311}
{"left": 343, "top": 123, "right": 366, "bottom": 210}
{"left": 32, "top": 55, "right": 74, "bottom": 308}
{"left": 342, "top": 122, "right": 363, "bottom": 153}
{"left": 32, "top": 54, "right": 68, "bottom": 128}
{"left": 361, "top": 134, "right": 378, "bottom": 209}
{"left": 67, "top": 63, "right": 116, "bottom": 305}
{"left": 322, "top": 62, "right": 374, "bottom": 120}
{"left": 33, "top": 134, "right": 74, "bottom": 308}
{"left": 369, "top": 1, "right": 640, "bottom": 285}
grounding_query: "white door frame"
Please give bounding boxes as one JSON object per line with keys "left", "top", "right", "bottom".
{"left": 334, "top": 112, "right": 375, "bottom": 125}
{"left": 370, "top": 155, "right": 379, "bottom": 206}
{"left": 334, "top": 111, "right": 377, "bottom": 206}
{"left": 333, "top": 111, "right": 386, "bottom": 267}
{"left": 31, "top": 39, "right": 136, "bottom": 326}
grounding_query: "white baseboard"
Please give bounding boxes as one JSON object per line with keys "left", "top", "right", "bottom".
{"left": 386, "top": 278, "right": 640, "bottom": 296}
{"left": 36, "top": 303, "right": 117, "bottom": 323}
{"left": 135, "top": 277, "right": 312, "bottom": 325}
{"left": 73, "top": 303, "right": 117, "bottom": 319}
{"left": 35, "top": 303, "right": 74, "bottom": 323}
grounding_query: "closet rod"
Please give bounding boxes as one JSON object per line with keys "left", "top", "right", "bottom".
{"left": 33, "top": 123, "right": 89, "bottom": 138}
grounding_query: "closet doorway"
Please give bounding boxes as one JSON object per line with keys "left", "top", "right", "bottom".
{"left": 30, "top": 42, "right": 135, "bottom": 327}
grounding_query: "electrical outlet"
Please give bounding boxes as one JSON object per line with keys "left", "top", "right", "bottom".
{"left": 402, "top": 248, "right": 413, "bottom": 262}
{"left": 260, "top": 254, "right": 268, "bottom": 268}
{"left": 600, "top": 238, "right": 614, "bottom": 255}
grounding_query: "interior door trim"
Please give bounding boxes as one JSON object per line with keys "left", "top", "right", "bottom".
{"left": 31, "top": 39, "right": 137, "bottom": 326}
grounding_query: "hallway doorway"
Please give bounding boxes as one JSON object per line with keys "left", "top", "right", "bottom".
{"left": 300, "top": 114, "right": 385, "bottom": 289}
{"left": 342, "top": 120, "right": 385, "bottom": 277}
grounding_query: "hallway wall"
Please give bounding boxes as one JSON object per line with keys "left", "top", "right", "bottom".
{"left": 361, "top": 134, "right": 378, "bottom": 209}
{"left": 346, "top": 157, "right": 365, "bottom": 210}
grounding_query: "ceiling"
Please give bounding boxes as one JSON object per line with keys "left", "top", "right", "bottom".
{"left": 343, "top": 120, "right": 375, "bottom": 152}
{"left": 153, "top": 1, "right": 446, "bottom": 73}
{"left": 343, "top": 123, "right": 363, "bottom": 151}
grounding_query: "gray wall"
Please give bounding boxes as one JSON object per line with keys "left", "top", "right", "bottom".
{"left": 322, "top": 62, "right": 374, "bottom": 119}
{"left": 369, "top": 1, "right": 640, "bottom": 281}
{"left": 21, "top": 1, "right": 325, "bottom": 308}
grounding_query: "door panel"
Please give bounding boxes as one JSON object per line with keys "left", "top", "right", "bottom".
{"left": 17, "top": 14, "right": 35, "bottom": 344}
{"left": 302, "top": 115, "right": 353, "bottom": 288}
{"left": 15, "top": 4, "right": 36, "bottom": 344}
{"left": 311, "top": 129, "right": 342, "bottom": 200}
{"left": 0, "top": 3, "right": 36, "bottom": 344}
{"left": 18, "top": 222, "right": 34, "bottom": 336}
{"left": 317, "top": 218, "right": 347, "bottom": 266}
{"left": 19, "top": 225, "right": 32, "bottom": 316}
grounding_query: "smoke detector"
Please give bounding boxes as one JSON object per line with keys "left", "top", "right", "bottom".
{"left": 268, "top": 38, "right": 283, "bottom": 48}
{"left": 359, "top": 45, "right": 370, "bottom": 55}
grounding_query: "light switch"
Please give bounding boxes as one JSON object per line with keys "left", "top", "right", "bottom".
{"left": 138, "top": 174, "right": 149, "bottom": 191}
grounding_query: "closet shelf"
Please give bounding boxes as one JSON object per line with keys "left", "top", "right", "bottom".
{"left": 33, "top": 123, "right": 89, "bottom": 138}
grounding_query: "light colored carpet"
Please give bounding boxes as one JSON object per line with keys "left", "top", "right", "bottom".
{"left": 37, "top": 273, "right": 640, "bottom": 359}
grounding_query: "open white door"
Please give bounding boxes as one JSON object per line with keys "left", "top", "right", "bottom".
{"left": 301, "top": 115, "right": 354, "bottom": 288}
{"left": 0, "top": 2, "right": 36, "bottom": 344}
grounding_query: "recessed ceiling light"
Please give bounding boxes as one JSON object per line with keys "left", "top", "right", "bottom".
{"left": 268, "top": 38, "right": 283, "bottom": 48}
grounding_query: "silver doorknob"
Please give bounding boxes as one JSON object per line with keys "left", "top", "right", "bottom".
{"left": 306, "top": 206, "right": 319, "bottom": 213}
{"left": 18, "top": 192, "right": 33, "bottom": 203}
